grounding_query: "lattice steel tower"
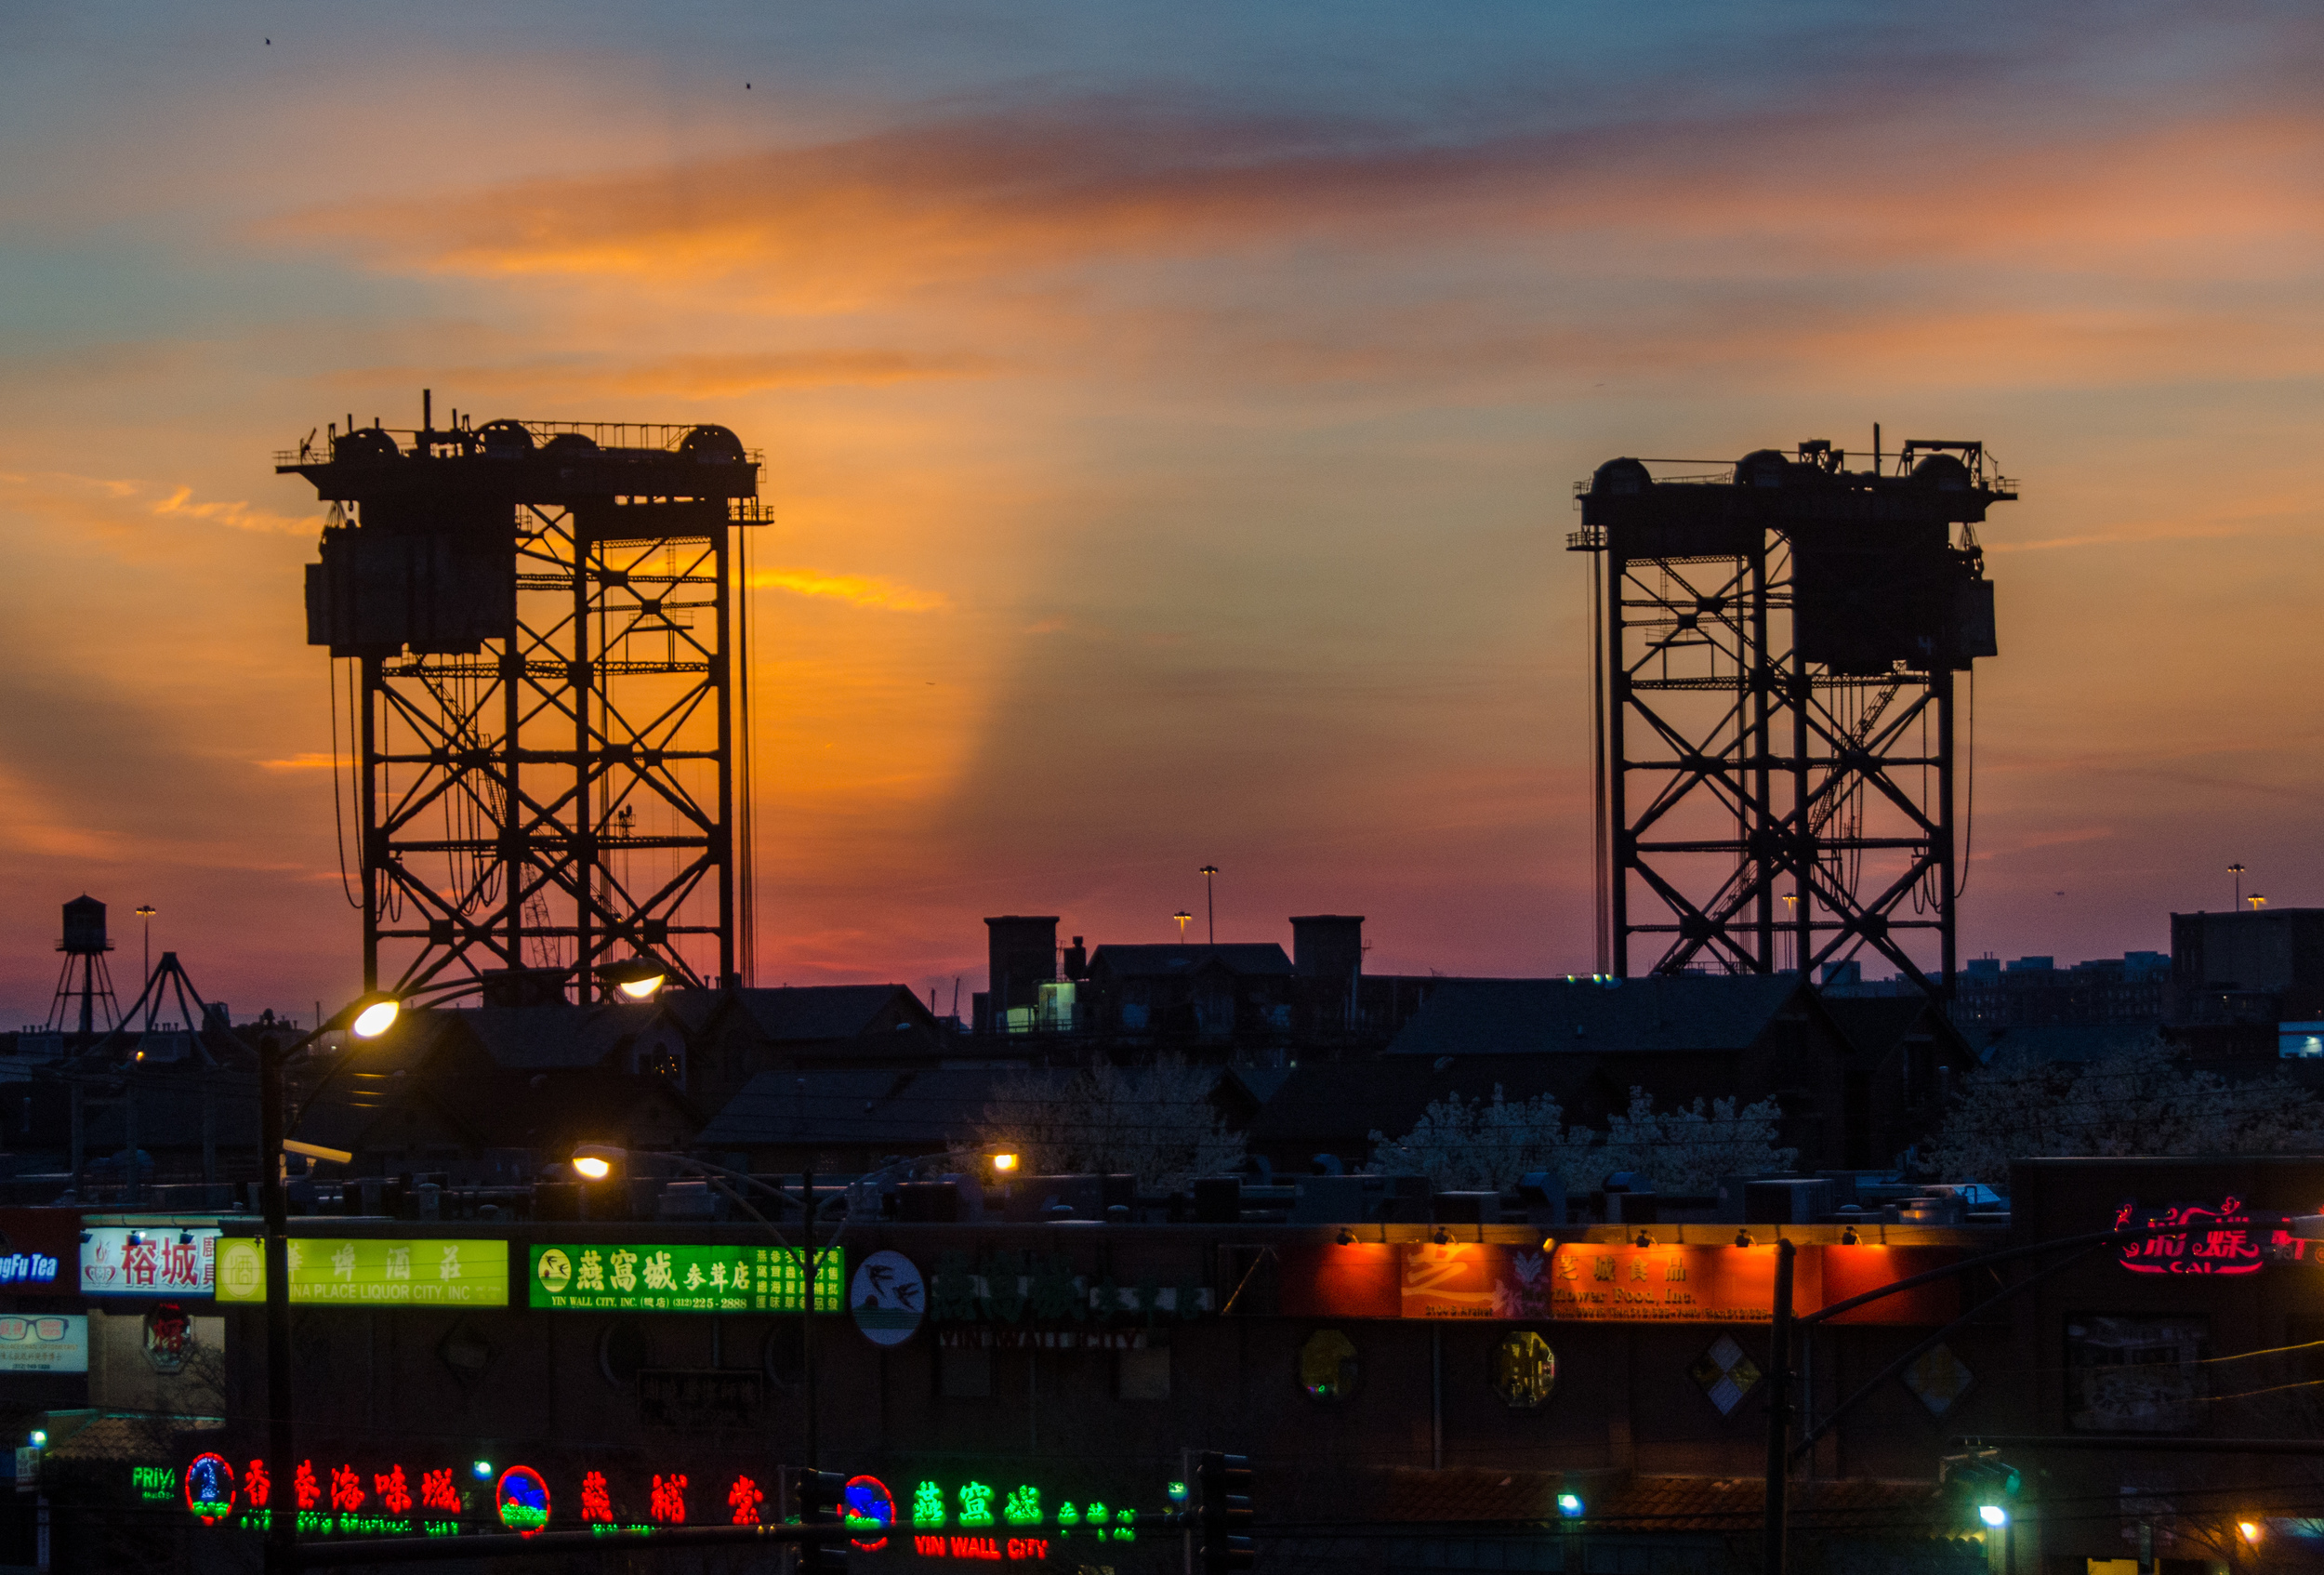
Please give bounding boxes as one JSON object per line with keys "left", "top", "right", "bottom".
{"left": 282, "top": 393, "right": 760, "bottom": 1002}
{"left": 1570, "top": 438, "right": 2013, "bottom": 994}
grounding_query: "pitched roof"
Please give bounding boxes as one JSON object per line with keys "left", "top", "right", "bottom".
{"left": 395, "top": 1003, "right": 660, "bottom": 1071}
{"left": 1243, "top": 1060, "right": 1584, "bottom": 1154}
{"left": 1386, "top": 975, "right": 1804, "bottom": 1058}
{"left": 1088, "top": 944, "right": 1295, "bottom": 979}
{"left": 722, "top": 986, "right": 934, "bottom": 1042}
{"left": 695, "top": 1068, "right": 1014, "bottom": 1148}
{"left": 1963, "top": 1022, "right": 2163, "bottom": 1066}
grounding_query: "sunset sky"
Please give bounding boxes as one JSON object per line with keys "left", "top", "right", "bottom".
{"left": 4, "top": 3, "right": 2321, "bottom": 1024}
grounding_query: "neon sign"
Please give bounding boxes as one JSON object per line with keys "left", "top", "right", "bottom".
{"left": 178, "top": 1456, "right": 1154, "bottom": 1547}
{"left": 908, "top": 1478, "right": 1137, "bottom": 1542}
{"left": 0, "top": 1253, "right": 60, "bottom": 1286}
{"left": 729, "top": 1475, "right": 765, "bottom": 1525}
{"left": 2115, "top": 1197, "right": 2291, "bottom": 1276}
{"left": 185, "top": 1454, "right": 234, "bottom": 1523}
{"left": 848, "top": 1476, "right": 895, "bottom": 1551}
{"left": 497, "top": 1466, "right": 550, "bottom": 1531}
{"left": 529, "top": 1244, "right": 843, "bottom": 1315}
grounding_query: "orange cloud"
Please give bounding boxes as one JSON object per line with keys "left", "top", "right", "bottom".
{"left": 314, "top": 349, "right": 999, "bottom": 403}
{"left": 748, "top": 567, "right": 948, "bottom": 611}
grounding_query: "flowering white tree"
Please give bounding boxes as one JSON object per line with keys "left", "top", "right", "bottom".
{"left": 1367, "top": 1086, "right": 1578, "bottom": 1189}
{"left": 1368, "top": 1084, "right": 1793, "bottom": 1192}
{"left": 975, "top": 1056, "right": 1245, "bottom": 1191}
{"left": 1597, "top": 1089, "right": 1796, "bottom": 1193}
{"left": 1927, "top": 1036, "right": 2324, "bottom": 1183}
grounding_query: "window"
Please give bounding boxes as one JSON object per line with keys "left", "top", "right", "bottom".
{"left": 2066, "top": 1316, "right": 2206, "bottom": 1434}
{"left": 1299, "top": 1330, "right": 1358, "bottom": 1401}
{"left": 1491, "top": 1331, "right": 1556, "bottom": 1409}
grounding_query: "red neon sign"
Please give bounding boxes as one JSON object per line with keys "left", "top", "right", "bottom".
{"left": 245, "top": 1459, "right": 270, "bottom": 1510}
{"left": 651, "top": 1473, "right": 690, "bottom": 1524}
{"left": 419, "top": 1468, "right": 458, "bottom": 1515}
{"left": 913, "top": 1535, "right": 1051, "bottom": 1561}
{"left": 582, "top": 1471, "right": 614, "bottom": 1524}
{"left": 729, "top": 1475, "right": 765, "bottom": 1526}
{"left": 2116, "top": 1197, "right": 2289, "bottom": 1276}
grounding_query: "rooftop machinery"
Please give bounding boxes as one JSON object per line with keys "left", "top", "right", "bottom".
{"left": 1570, "top": 438, "right": 2014, "bottom": 994}
{"left": 280, "top": 393, "right": 761, "bottom": 1003}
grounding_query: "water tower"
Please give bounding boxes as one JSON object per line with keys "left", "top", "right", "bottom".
{"left": 49, "top": 895, "right": 121, "bottom": 1037}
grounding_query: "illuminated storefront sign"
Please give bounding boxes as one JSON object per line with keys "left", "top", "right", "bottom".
{"left": 80, "top": 1226, "right": 219, "bottom": 1298}
{"left": 2114, "top": 1198, "right": 2292, "bottom": 1277}
{"left": 528, "top": 1244, "right": 841, "bottom": 1314}
{"left": 212, "top": 1238, "right": 508, "bottom": 1306}
{"left": 0, "top": 1253, "right": 60, "bottom": 1288}
{"left": 1277, "top": 1241, "right": 1961, "bottom": 1325}
{"left": 0, "top": 1315, "right": 86, "bottom": 1374}
{"left": 176, "top": 1456, "right": 1156, "bottom": 1549}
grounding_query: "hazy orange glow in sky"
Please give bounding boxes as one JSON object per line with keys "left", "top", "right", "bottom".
{"left": 4, "top": 4, "right": 2322, "bottom": 1021}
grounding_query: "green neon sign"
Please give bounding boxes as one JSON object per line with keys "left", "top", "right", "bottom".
{"left": 908, "top": 1478, "right": 1137, "bottom": 1542}
{"left": 527, "top": 1244, "right": 841, "bottom": 1314}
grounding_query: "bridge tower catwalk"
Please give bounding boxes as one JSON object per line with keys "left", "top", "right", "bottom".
{"left": 282, "top": 396, "right": 761, "bottom": 1003}
{"left": 1570, "top": 439, "right": 2013, "bottom": 995}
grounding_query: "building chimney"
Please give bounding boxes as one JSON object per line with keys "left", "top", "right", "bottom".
{"left": 1290, "top": 916, "right": 1364, "bottom": 984}
{"left": 984, "top": 916, "right": 1061, "bottom": 1015}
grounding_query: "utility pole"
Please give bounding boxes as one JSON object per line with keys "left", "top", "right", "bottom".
{"left": 1763, "top": 1240, "right": 1794, "bottom": 1575}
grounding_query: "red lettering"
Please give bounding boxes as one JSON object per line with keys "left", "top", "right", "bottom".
{"left": 917, "top": 1536, "right": 947, "bottom": 1556}
{"left": 948, "top": 1537, "right": 1003, "bottom": 1560}
{"left": 1007, "top": 1540, "right": 1050, "bottom": 1561}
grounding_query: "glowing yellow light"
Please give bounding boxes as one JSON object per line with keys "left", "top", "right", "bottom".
{"left": 573, "top": 1157, "right": 613, "bottom": 1181}
{"left": 350, "top": 999, "right": 400, "bottom": 1039}
{"left": 2240, "top": 1522, "right": 2263, "bottom": 1543}
{"left": 992, "top": 1153, "right": 1019, "bottom": 1173}
{"left": 615, "top": 972, "right": 666, "bottom": 1001}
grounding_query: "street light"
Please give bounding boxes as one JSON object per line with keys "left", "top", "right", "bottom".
{"left": 599, "top": 957, "right": 669, "bottom": 1003}
{"left": 259, "top": 989, "right": 399, "bottom": 1575}
{"left": 1978, "top": 1505, "right": 2009, "bottom": 1529}
{"left": 1199, "top": 865, "right": 1219, "bottom": 945}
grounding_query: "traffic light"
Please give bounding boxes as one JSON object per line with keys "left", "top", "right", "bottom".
{"left": 1940, "top": 1449, "right": 2021, "bottom": 1529}
{"left": 797, "top": 1469, "right": 850, "bottom": 1575}
{"left": 1195, "top": 1451, "right": 1256, "bottom": 1575}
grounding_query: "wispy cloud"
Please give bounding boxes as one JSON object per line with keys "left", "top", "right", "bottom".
{"left": 748, "top": 568, "right": 949, "bottom": 612}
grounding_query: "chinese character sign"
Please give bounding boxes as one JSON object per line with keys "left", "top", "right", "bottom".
{"left": 2115, "top": 1198, "right": 2286, "bottom": 1277}
{"left": 529, "top": 1244, "right": 843, "bottom": 1314}
{"left": 81, "top": 1227, "right": 219, "bottom": 1298}
{"left": 212, "top": 1238, "right": 509, "bottom": 1306}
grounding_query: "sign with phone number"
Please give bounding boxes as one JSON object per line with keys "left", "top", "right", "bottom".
{"left": 528, "top": 1244, "right": 842, "bottom": 1313}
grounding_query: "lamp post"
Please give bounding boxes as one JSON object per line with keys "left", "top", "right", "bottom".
{"left": 134, "top": 906, "right": 156, "bottom": 1026}
{"left": 261, "top": 990, "right": 400, "bottom": 1575}
{"left": 1198, "top": 866, "right": 1219, "bottom": 946}
{"left": 259, "top": 955, "right": 665, "bottom": 1572}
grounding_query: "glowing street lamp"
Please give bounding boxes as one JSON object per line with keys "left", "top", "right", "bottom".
{"left": 991, "top": 1152, "right": 1020, "bottom": 1174}
{"left": 260, "top": 986, "right": 403, "bottom": 1575}
{"left": 598, "top": 957, "right": 669, "bottom": 1002}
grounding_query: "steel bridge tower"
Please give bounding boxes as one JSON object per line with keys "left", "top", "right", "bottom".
{"left": 282, "top": 393, "right": 760, "bottom": 1003}
{"left": 1570, "top": 438, "right": 2013, "bottom": 995}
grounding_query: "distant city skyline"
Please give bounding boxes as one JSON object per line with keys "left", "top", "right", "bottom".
{"left": 5, "top": 3, "right": 2321, "bottom": 1023}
